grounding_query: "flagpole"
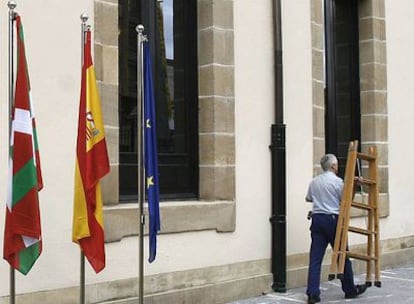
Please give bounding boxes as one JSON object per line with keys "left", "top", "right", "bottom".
{"left": 7, "top": 1, "right": 17, "bottom": 304}
{"left": 79, "top": 13, "right": 89, "bottom": 304}
{"left": 136, "top": 24, "right": 146, "bottom": 304}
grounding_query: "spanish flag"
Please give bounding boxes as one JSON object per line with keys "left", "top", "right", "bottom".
{"left": 3, "top": 15, "right": 43, "bottom": 275}
{"left": 72, "top": 28, "right": 110, "bottom": 273}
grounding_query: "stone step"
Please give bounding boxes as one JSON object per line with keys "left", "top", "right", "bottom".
{"left": 97, "top": 274, "right": 273, "bottom": 304}
{"left": 99, "top": 298, "right": 139, "bottom": 304}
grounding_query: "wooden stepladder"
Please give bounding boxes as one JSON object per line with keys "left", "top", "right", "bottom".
{"left": 328, "top": 140, "right": 381, "bottom": 288}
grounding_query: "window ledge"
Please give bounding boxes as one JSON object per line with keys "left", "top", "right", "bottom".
{"left": 104, "top": 200, "right": 236, "bottom": 243}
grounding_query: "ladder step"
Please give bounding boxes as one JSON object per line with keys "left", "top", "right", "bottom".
{"left": 351, "top": 202, "right": 373, "bottom": 211}
{"left": 348, "top": 226, "right": 375, "bottom": 235}
{"left": 347, "top": 251, "right": 377, "bottom": 261}
{"left": 353, "top": 177, "right": 376, "bottom": 185}
{"left": 357, "top": 152, "right": 376, "bottom": 161}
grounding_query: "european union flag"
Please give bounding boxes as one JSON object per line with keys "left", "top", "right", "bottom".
{"left": 144, "top": 43, "right": 160, "bottom": 263}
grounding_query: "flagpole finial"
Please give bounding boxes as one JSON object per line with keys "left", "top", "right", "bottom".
{"left": 80, "top": 13, "right": 89, "bottom": 23}
{"left": 7, "top": 0, "right": 17, "bottom": 10}
{"left": 136, "top": 24, "right": 145, "bottom": 34}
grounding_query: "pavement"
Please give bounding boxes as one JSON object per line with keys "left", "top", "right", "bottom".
{"left": 228, "top": 264, "right": 414, "bottom": 304}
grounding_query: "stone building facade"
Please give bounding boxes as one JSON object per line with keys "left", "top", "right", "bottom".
{"left": 1, "top": 1, "right": 414, "bottom": 303}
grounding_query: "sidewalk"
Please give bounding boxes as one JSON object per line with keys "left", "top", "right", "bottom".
{"left": 228, "top": 264, "right": 414, "bottom": 303}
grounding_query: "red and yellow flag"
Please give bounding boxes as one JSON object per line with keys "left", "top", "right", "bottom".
{"left": 3, "top": 15, "right": 43, "bottom": 275}
{"left": 72, "top": 29, "right": 110, "bottom": 273}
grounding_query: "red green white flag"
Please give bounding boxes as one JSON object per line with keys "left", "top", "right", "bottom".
{"left": 3, "top": 15, "right": 43, "bottom": 275}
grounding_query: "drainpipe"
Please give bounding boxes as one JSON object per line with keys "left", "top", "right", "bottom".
{"left": 269, "top": 0, "right": 286, "bottom": 292}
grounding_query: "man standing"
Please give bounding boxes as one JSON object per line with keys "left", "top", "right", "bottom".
{"left": 305, "top": 154, "right": 367, "bottom": 304}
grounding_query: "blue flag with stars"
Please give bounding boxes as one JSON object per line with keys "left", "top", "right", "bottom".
{"left": 144, "top": 43, "right": 160, "bottom": 263}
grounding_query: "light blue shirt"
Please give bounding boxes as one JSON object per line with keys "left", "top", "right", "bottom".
{"left": 306, "top": 171, "right": 343, "bottom": 215}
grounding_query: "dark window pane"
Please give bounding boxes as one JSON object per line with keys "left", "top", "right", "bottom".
{"left": 119, "top": 0, "right": 198, "bottom": 200}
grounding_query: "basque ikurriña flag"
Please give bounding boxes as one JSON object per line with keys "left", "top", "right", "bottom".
{"left": 72, "top": 29, "right": 110, "bottom": 273}
{"left": 144, "top": 43, "right": 160, "bottom": 263}
{"left": 3, "top": 15, "right": 44, "bottom": 275}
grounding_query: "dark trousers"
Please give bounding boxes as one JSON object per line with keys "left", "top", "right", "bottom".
{"left": 306, "top": 213, "right": 356, "bottom": 296}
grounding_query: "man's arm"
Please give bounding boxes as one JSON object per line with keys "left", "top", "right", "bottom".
{"left": 306, "top": 183, "right": 313, "bottom": 202}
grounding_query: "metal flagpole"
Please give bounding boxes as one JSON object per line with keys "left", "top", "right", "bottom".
{"left": 79, "top": 13, "right": 89, "bottom": 304}
{"left": 7, "top": 1, "right": 17, "bottom": 303}
{"left": 136, "top": 24, "right": 146, "bottom": 304}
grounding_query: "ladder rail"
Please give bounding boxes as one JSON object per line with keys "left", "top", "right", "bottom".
{"left": 369, "top": 146, "right": 381, "bottom": 286}
{"left": 329, "top": 141, "right": 358, "bottom": 280}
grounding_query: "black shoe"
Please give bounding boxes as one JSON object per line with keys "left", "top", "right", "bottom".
{"left": 345, "top": 284, "right": 367, "bottom": 299}
{"left": 308, "top": 294, "right": 321, "bottom": 304}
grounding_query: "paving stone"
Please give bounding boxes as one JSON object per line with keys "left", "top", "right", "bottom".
{"left": 227, "top": 264, "right": 414, "bottom": 304}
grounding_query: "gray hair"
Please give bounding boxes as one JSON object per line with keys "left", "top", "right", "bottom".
{"left": 320, "top": 154, "right": 338, "bottom": 171}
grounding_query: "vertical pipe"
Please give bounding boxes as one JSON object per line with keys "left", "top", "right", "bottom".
{"left": 7, "top": 1, "right": 16, "bottom": 303}
{"left": 79, "top": 13, "right": 88, "bottom": 304}
{"left": 136, "top": 24, "right": 146, "bottom": 304}
{"left": 270, "top": 0, "right": 287, "bottom": 292}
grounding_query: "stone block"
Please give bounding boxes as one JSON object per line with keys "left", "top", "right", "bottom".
{"left": 378, "top": 193, "right": 389, "bottom": 217}
{"left": 101, "top": 164, "right": 119, "bottom": 205}
{"left": 98, "top": 82, "right": 119, "bottom": 127}
{"left": 213, "top": 0, "right": 234, "bottom": 30}
{"left": 311, "top": 0, "right": 323, "bottom": 25}
{"left": 101, "top": 46, "right": 119, "bottom": 85}
{"left": 104, "top": 205, "right": 140, "bottom": 242}
{"left": 360, "top": 91, "right": 387, "bottom": 115}
{"left": 160, "top": 201, "right": 236, "bottom": 233}
{"left": 359, "top": 0, "right": 385, "bottom": 18}
{"left": 99, "top": 0, "right": 118, "bottom": 4}
{"left": 360, "top": 63, "right": 387, "bottom": 91}
{"left": 198, "top": 0, "right": 233, "bottom": 29}
{"left": 200, "top": 166, "right": 235, "bottom": 200}
{"left": 360, "top": 142, "right": 388, "bottom": 166}
{"left": 199, "top": 28, "right": 234, "bottom": 66}
{"left": 361, "top": 114, "right": 388, "bottom": 142}
{"left": 311, "top": 23, "right": 323, "bottom": 50}
{"left": 312, "top": 80, "right": 324, "bottom": 108}
{"left": 96, "top": 278, "right": 138, "bottom": 303}
{"left": 313, "top": 139, "right": 325, "bottom": 171}
{"left": 198, "top": 0, "right": 214, "bottom": 29}
{"left": 360, "top": 40, "right": 386, "bottom": 65}
{"left": 199, "top": 28, "right": 214, "bottom": 65}
{"left": 199, "top": 0, "right": 233, "bottom": 30}
{"left": 313, "top": 107, "right": 325, "bottom": 139}
{"left": 199, "top": 64, "right": 235, "bottom": 97}
{"left": 100, "top": 127, "right": 118, "bottom": 165}
{"left": 377, "top": 166, "right": 388, "bottom": 193}
{"left": 199, "top": 133, "right": 235, "bottom": 166}
{"left": 94, "top": 1, "right": 118, "bottom": 46}
{"left": 199, "top": 96, "right": 235, "bottom": 133}
{"left": 359, "top": 40, "right": 374, "bottom": 64}
{"left": 104, "top": 200, "right": 236, "bottom": 242}
{"left": 359, "top": 17, "right": 386, "bottom": 41}
{"left": 94, "top": 43, "right": 104, "bottom": 81}
{"left": 213, "top": 278, "right": 255, "bottom": 304}
{"left": 312, "top": 49, "right": 324, "bottom": 82}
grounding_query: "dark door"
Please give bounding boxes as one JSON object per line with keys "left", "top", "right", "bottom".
{"left": 324, "top": 0, "right": 361, "bottom": 177}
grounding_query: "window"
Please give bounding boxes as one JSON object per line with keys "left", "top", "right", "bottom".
{"left": 324, "top": 0, "right": 361, "bottom": 176}
{"left": 119, "top": 0, "right": 199, "bottom": 200}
